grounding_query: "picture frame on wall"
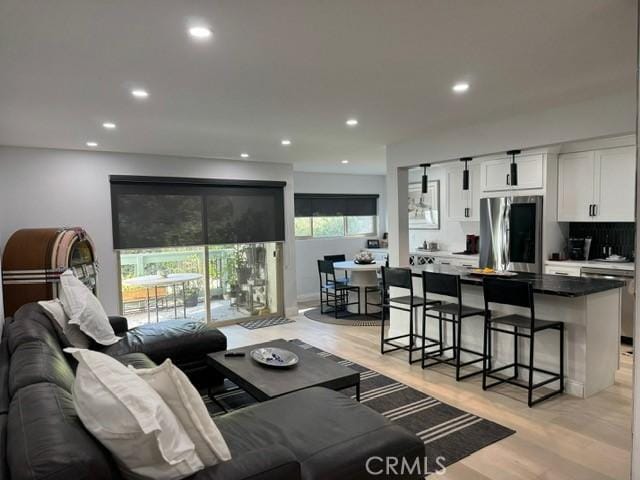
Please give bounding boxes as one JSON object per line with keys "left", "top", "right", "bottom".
{"left": 408, "top": 180, "right": 440, "bottom": 230}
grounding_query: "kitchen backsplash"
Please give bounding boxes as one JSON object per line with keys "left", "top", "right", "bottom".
{"left": 569, "top": 222, "right": 635, "bottom": 260}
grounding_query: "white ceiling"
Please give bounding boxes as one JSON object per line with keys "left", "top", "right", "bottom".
{"left": 0, "top": 0, "right": 635, "bottom": 174}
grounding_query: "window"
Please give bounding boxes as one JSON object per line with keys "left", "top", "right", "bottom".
{"left": 294, "top": 217, "right": 312, "bottom": 237}
{"left": 294, "top": 193, "right": 379, "bottom": 239}
{"left": 295, "top": 216, "right": 376, "bottom": 238}
{"left": 347, "top": 216, "right": 375, "bottom": 236}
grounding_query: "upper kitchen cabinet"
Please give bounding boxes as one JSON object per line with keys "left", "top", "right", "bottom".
{"left": 557, "top": 151, "right": 596, "bottom": 222}
{"left": 595, "top": 147, "right": 636, "bottom": 221}
{"left": 480, "top": 154, "right": 544, "bottom": 192}
{"left": 558, "top": 146, "right": 635, "bottom": 222}
{"left": 446, "top": 163, "right": 480, "bottom": 221}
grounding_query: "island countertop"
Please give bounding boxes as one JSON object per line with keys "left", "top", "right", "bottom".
{"left": 409, "top": 264, "right": 625, "bottom": 298}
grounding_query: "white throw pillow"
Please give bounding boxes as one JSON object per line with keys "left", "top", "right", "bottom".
{"left": 39, "top": 299, "right": 90, "bottom": 348}
{"left": 132, "top": 359, "right": 232, "bottom": 466}
{"left": 59, "top": 270, "right": 120, "bottom": 345}
{"left": 66, "top": 348, "right": 204, "bottom": 480}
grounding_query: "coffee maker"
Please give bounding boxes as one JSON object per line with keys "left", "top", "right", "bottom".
{"left": 568, "top": 238, "right": 591, "bottom": 260}
{"left": 466, "top": 234, "right": 479, "bottom": 255}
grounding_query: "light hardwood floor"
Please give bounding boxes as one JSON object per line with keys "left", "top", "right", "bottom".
{"left": 218, "top": 305, "right": 633, "bottom": 480}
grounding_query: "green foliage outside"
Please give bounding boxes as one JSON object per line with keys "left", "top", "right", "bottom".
{"left": 294, "top": 216, "right": 376, "bottom": 238}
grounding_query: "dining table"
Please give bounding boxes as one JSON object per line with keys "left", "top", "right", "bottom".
{"left": 332, "top": 260, "right": 381, "bottom": 314}
{"left": 122, "top": 273, "right": 203, "bottom": 322}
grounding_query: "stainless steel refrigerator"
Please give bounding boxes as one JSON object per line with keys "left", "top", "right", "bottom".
{"left": 479, "top": 195, "right": 543, "bottom": 273}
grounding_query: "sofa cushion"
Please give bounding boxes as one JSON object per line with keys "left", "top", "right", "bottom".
{"left": 132, "top": 359, "right": 231, "bottom": 467}
{"left": 100, "top": 320, "right": 227, "bottom": 364}
{"left": 113, "top": 352, "right": 156, "bottom": 369}
{"left": 191, "top": 445, "right": 300, "bottom": 480}
{"left": 39, "top": 299, "right": 90, "bottom": 348}
{"left": 0, "top": 339, "right": 9, "bottom": 414}
{"left": 0, "top": 414, "right": 7, "bottom": 480}
{"left": 68, "top": 348, "right": 203, "bottom": 480}
{"left": 7, "top": 383, "right": 120, "bottom": 480}
{"left": 59, "top": 270, "right": 120, "bottom": 346}
{"left": 9, "top": 340, "right": 76, "bottom": 396}
{"left": 216, "top": 387, "right": 425, "bottom": 480}
{"left": 7, "top": 304, "right": 61, "bottom": 354}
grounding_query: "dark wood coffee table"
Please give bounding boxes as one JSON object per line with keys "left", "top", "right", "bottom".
{"left": 206, "top": 339, "right": 360, "bottom": 402}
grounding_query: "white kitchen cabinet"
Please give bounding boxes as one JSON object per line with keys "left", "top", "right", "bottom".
{"left": 544, "top": 265, "right": 581, "bottom": 277}
{"left": 557, "top": 151, "right": 596, "bottom": 222}
{"left": 446, "top": 163, "right": 480, "bottom": 221}
{"left": 449, "top": 257, "right": 478, "bottom": 268}
{"left": 595, "top": 146, "right": 635, "bottom": 222}
{"left": 480, "top": 154, "right": 544, "bottom": 192}
{"left": 558, "top": 146, "right": 635, "bottom": 222}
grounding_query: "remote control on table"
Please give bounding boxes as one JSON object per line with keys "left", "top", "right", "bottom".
{"left": 224, "top": 352, "right": 246, "bottom": 357}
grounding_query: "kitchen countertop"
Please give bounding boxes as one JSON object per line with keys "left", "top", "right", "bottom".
{"left": 410, "top": 264, "right": 625, "bottom": 297}
{"left": 410, "top": 250, "right": 479, "bottom": 259}
{"left": 545, "top": 259, "right": 634, "bottom": 271}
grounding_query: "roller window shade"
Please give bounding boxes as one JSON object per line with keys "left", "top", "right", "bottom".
{"left": 205, "top": 187, "right": 285, "bottom": 245}
{"left": 294, "top": 194, "right": 378, "bottom": 217}
{"left": 294, "top": 197, "right": 313, "bottom": 217}
{"left": 111, "top": 176, "right": 286, "bottom": 249}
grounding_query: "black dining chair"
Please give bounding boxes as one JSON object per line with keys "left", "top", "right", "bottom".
{"left": 380, "top": 266, "right": 438, "bottom": 364}
{"left": 421, "top": 271, "right": 486, "bottom": 381}
{"left": 482, "top": 277, "right": 565, "bottom": 407}
{"left": 317, "top": 260, "right": 360, "bottom": 318}
{"left": 324, "top": 254, "right": 348, "bottom": 283}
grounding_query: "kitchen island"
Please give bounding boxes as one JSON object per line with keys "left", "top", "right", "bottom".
{"left": 387, "top": 265, "right": 625, "bottom": 398}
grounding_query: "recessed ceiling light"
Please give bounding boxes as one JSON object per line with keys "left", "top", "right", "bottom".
{"left": 346, "top": 118, "right": 358, "bottom": 127}
{"left": 452, "top": 82, "right": 470, "bottom": 93}
{"left": 281, "top": 139, "right": 292, "bottom": 146}
{"left": 131, "top": 88, "right": 149, "bottom": 99}
{"left": 86, "top": 141, "right": 98, "bottom": 147}
{"left": 102, "top": 122, "right": 116, "bottom": 129}
{"left": 240, "top": 153, "right": 250, "bottom": 158}
{"left": 188, "top": 26, "right": 212, "bottom": 40}
{"left": 341, "top": 160, "right": 349, "bottom": 164}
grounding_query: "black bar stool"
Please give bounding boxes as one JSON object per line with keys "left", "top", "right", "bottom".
{"left": 380, "top": 267, "right": 438, "bottom": 364}
{"left": 421, "top": 271, "right": 486, "bottom": 380}
{"left": 482, "top": 277, "right": 565, "bottom": 407}
{"left": 317, "top": 260, "right": 360, "bottom": 318}
{"left": 364, "top": 255, "right": 390, "bottom": 319}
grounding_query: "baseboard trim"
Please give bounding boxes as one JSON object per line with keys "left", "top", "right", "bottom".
{"left": 297, "top": 293, "right": 319, "bottom": 303}
{"left": 564, "top": 379, "right": 584, "bottom": 398}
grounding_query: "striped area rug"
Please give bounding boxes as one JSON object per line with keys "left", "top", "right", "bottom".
{"left": 238, "top": 316, "right": 295, "bottom": 330}
{"left": 203, "top": 339, "right": 515, "bottom": 471}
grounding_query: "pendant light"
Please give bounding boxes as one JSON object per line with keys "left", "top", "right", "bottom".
{"left": 420, "top": 163, "right": 431, "bottom": 194}
{"left": 460, "top": 157, "right": 472, "bottom": 190}
{"left": 507, "top": 149, "right": 521, "bottom": 186}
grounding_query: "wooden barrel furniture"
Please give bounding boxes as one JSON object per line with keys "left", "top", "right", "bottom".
{"left": 2, "top": 227, "right": 98, "bottom": 317}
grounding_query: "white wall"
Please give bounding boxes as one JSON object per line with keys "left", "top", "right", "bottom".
{"left": 0, "top": 146, "right": 298, "bottom": 318}
{"left": 293, "top": 172, "right": 386, "bottom": 301}
{"left": 407, "top": 165, "right": 479, "bottom": 253}
{"left": 386, "top": 91, "right": 636, "bottom": 266}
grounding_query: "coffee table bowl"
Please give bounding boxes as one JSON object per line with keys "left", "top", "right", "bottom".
{"left": 250, "top": 347, "right": 299, "bottom": 368}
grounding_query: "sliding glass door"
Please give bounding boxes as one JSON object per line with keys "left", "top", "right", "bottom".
{"left": 118, "top": 243, "right": 282, "bottom": 327}
{"left": 207, "top": 242, "right": 282, "bottom": 323}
